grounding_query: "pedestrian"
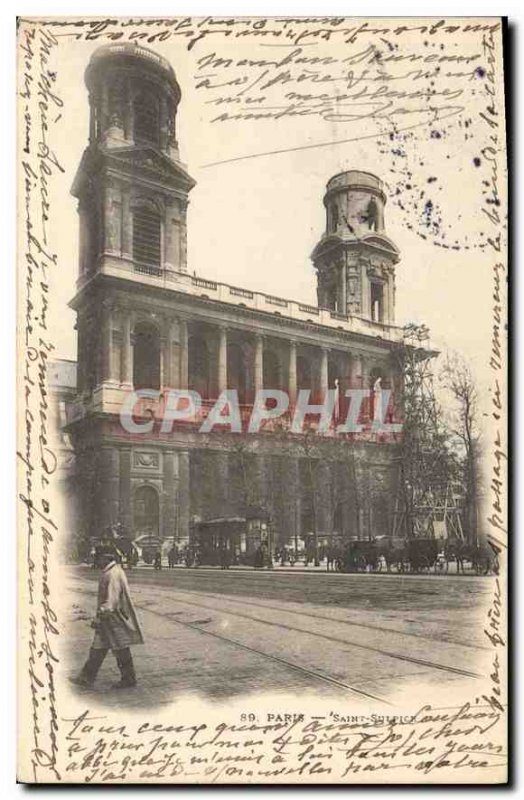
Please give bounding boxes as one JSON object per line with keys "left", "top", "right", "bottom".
{"left": 70, "top": 545, "right": 143, "bottom": 689}
{"left": 154, "top": 550, "right": 162, "bottom": 570}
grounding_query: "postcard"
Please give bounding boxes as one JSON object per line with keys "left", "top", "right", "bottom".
{"left": 17, "top": 15, "right": 507, "bottom": 784}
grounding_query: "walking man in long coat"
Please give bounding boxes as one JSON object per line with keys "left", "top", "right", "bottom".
{"left": 71, "top": 545, "right": 144, "bottom": 689}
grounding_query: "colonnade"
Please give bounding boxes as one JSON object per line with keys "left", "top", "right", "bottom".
{"left": 86, "top": 303, "right": 397, "bottom": 401}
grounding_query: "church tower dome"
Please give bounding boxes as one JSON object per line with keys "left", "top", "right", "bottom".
{"left": 311, "top": 170, "right": 400, "bottom": 324}
{"left": 71, "top": 43, "right": 195, "bottom": 283}
{"left": 84, "top": 42, "right": 182, "bottom": 159}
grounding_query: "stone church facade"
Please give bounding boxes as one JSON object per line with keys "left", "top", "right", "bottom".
{"left": 65, "top": 43, "right": 405, "bottom": 551}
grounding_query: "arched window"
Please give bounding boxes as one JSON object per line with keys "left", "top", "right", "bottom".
{"left": 133, "top": 321, "right": 161, "bottom": 390}
{"left": 133, "top": 485, "right": 159, "bottom": 538}
{"left": 188, "top": 336, "right": 211, "bottom": 399}
{"left": 133, "top": 204, "right": 162, "bottom": 268}
{"left": 134, "top": 90, "right": 160, "bottom": 146}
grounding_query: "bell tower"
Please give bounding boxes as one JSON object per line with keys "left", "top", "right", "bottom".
{"left": 68, "top": 44, "right": 196, "bottom": 542}
{"left": 72, "top": 43, "right": 195, "bottom": 283}
{"left": 311, "top": 171, "right": 400, "bottom": 324}
{"left": 70, "top": 44, "right": 196, "bottom": 400}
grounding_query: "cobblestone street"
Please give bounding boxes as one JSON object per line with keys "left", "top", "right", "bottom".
{"left": 63, "top": 565, "right": 494, "bottom": 711}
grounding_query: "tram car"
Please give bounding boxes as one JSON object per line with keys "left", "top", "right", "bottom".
{"left": 189, "top": 512, "right": 272, "bottom": 568}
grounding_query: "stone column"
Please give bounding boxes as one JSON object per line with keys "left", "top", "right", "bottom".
{"left": 361, "top": 356, "right": 370, "bottom": 390}
{"left": 78, "top": 202, "right": 88, "bottom": 276}
{"left": 160, "top": 328, "right": 168, "bottom": 390}
{"left": 179, "top": 202, "right": 188, "bottom": 273}
{"left": 320, "top": 347, "right": 329, "bottom": 398}
{"left": 361, "top": 264, "right": 371, "bottom": 318}
{"left": 100, "top": 81, "right": 110, "bottom": 135}
{"left": 122, "top": 191, "right": 132, "bottom": 257}
{"left": 376, "top": 199, "right": 385, "bottom": 232}
{"left": 349, "top": 353, "right": 363, "bottom": 389}
{"left": 361, "top": 356, "right": 371, "bottom": 421}
{"left": 179, "top": 318, "right": 188, "bottom": 389}
{"left": 159, "top": 94, "right": 168, "bottom": 151}
{"left": 101, "top": 304, "right": 115, "bottom": 384}
{"left": 164, "top": 202, "right": 179, "bottom": 272}
{"left": 104, "top": 186, "right": 121, "bottom": 255}
{"left": 168, "top": 318, "right": 180, "bottom": 389}
{"left": 387, "top": 273, "right": 395, "bottom": 324}
{"left": 288, "top": 340, "right": 297, "bottom": 406}
{"left": 125, "top": 79, "right": 133, "bottom": 141}
{"left": 254, "top": 334, "right": 264, "bottom": 394}
{"left": 338, "top": 263, "right": 347, "bottom": 315}
{"left": 76, "top": 317, "right": 84, "bottom": 394}
{"left": 218, "top": 325, "right": 228, "bottom": 393}
{"left": 120, "top": 312, "right": 133, "bottom": 385}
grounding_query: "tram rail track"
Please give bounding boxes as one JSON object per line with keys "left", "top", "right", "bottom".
{"left": 162, "top": 585, "right": 489, "bottom": 652}
{"left": 69, "top": 583, "right": 391, "bottom": 704}
{"left": 143, "top": 604, "right": 392, "bottom": 705}
{"left": 70, "top": 577, "right": 483, "bottom": 704}
{"left": 142, "top": 592, "right": 483, "bottom": 680}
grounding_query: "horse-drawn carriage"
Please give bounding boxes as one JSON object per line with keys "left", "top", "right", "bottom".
{"left": 334, "top": 539, "right": 382, "bottom": 573}
{"left": 334, "top": 536, "right": 443, "bottom": 574}
{"left": 405, "top": 537, "right": 440, "bottom": 572}
{"left": 331, "top": 535, "right": 497, "bottom": 575}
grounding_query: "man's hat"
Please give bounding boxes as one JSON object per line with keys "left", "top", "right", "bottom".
{"left": 95, "top": 543, "right": 118, "bottom": 560}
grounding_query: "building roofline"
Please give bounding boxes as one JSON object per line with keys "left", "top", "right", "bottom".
{"left": 69, "top": 270, "right": 407, "bottom": 352}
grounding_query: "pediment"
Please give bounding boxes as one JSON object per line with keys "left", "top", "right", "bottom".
{"left": 105, "top": 146, "right": 196, "bottom": 191}
{"left": 71, "top": 144, "right": 195, "bottom": 197}
{"left": 310, "top": 234, "right": 344, "bottom": 261}
{"left": 360, "top": 232, "right": 400, "bottom": 256}
{"left": 311, "top": 231, "right": 400, "bottom": 263}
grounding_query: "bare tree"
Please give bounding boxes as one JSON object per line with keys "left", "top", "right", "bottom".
{"left": 440, "top": 353, "right": 481, "bottom": 544}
